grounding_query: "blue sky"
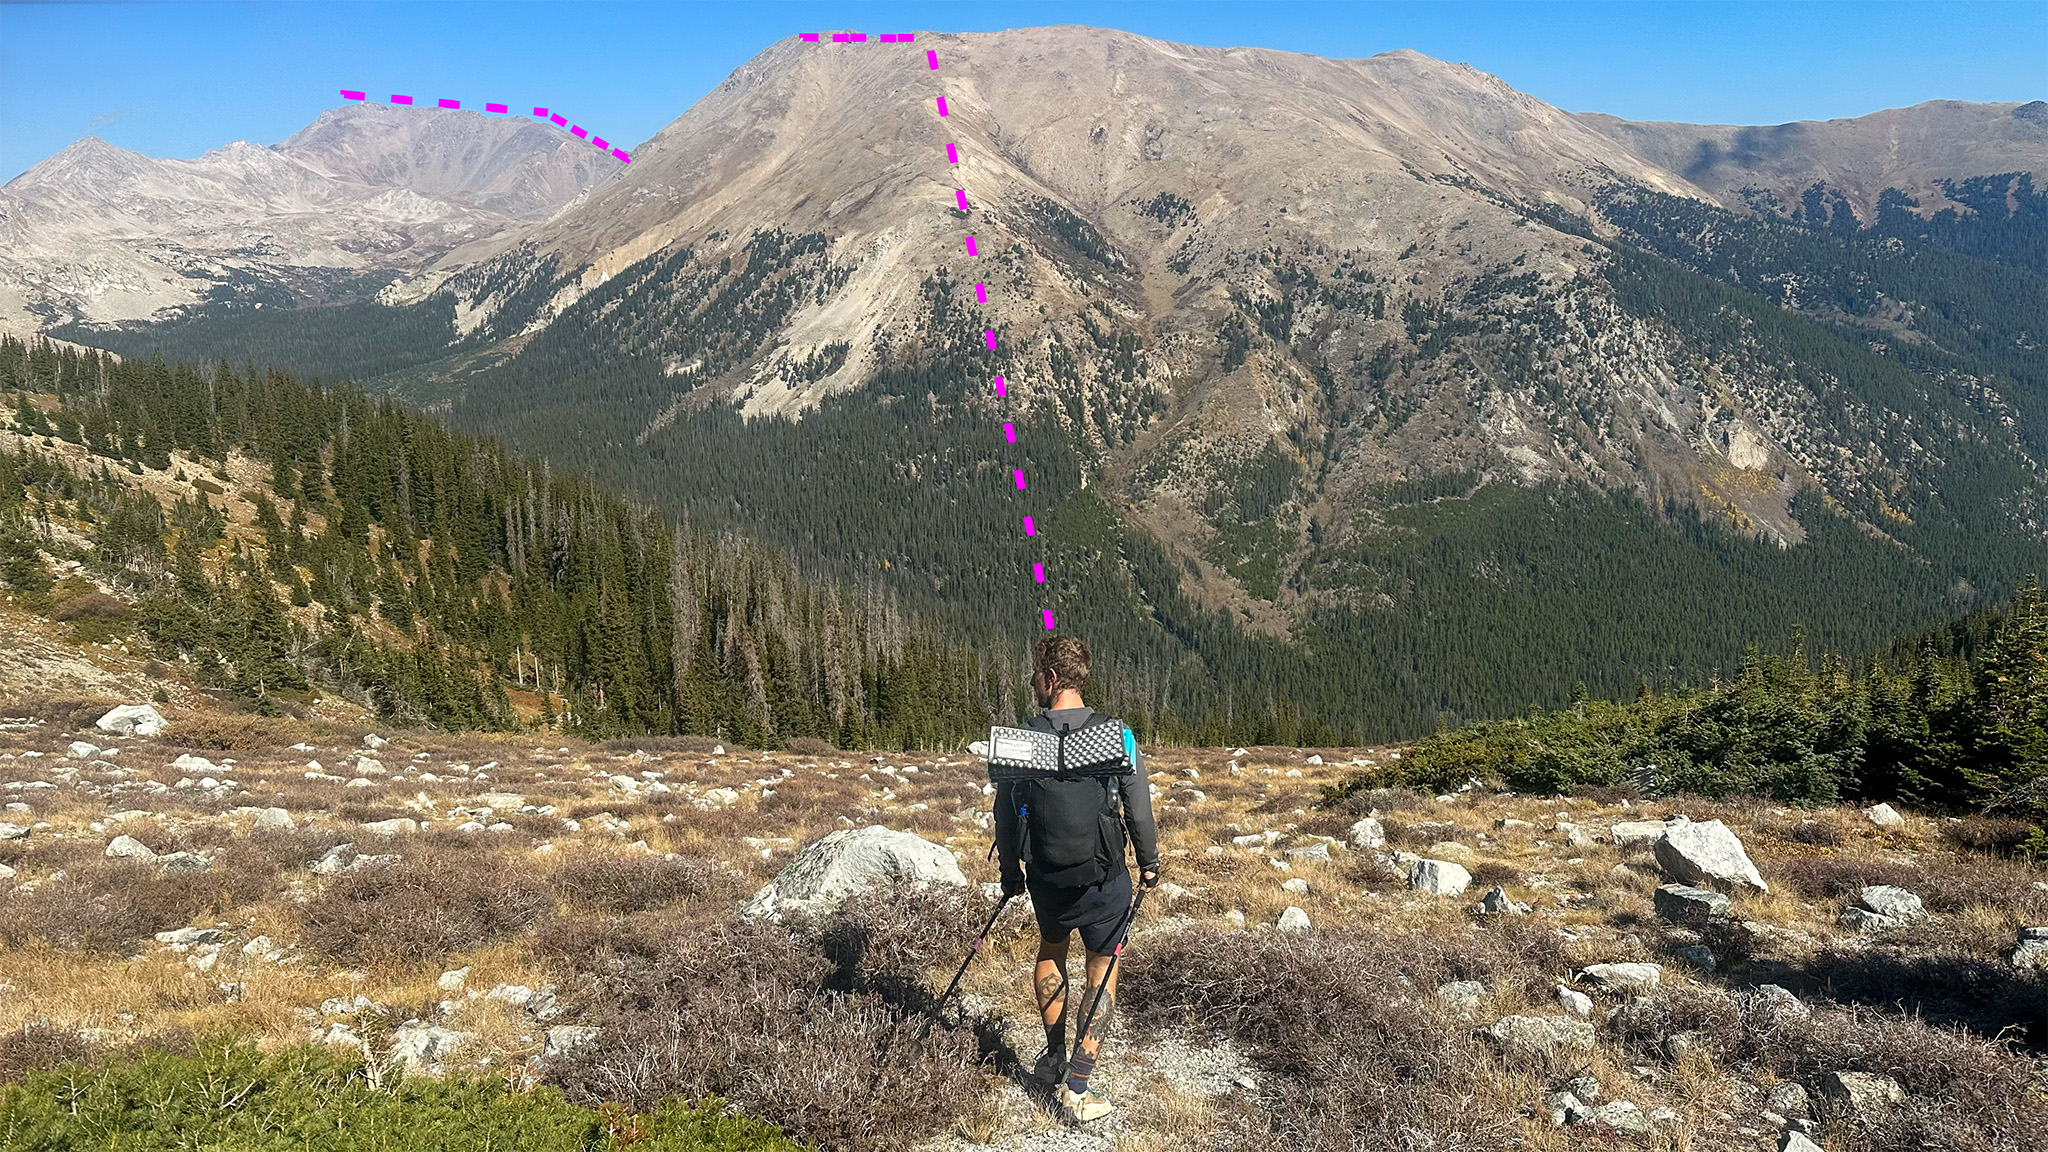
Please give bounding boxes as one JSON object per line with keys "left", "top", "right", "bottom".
{"left": 2, "top": 1, "right": 2042, "bottom": 183}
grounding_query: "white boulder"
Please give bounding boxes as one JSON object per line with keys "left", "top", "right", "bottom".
{"left": 1410, "top": 858, "right": 1472, "bottom": 897}
{"left": 1864, "top": 803, "right": 1905, "bottom": 828}
{"left": 1653, "top": 819, "right": 1767, "bottom": 892}
{"left": 743, "top": 825, "right": 967, "bottom": 920}
{"left": 96, "top": 705, "right": 166, "bottom": 738}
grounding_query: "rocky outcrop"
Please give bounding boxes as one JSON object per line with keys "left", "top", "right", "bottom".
{"left": 95, "top": 704, "right": 165, "bottom": 737}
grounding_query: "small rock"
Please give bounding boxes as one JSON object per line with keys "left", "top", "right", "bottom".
{"left": 1546, "top": 1091, "right": 1593, "bottom": 1126}
{"left": 105, "top": 834, "right": 157, "bottom": 860}
{"left": 1780, "top": 1132, "right": 1824, "bottom": 1152}
{"left": 1347, "top": 817, "right": 1386, "bottom": 849}
{"left": 252, "top": 807, "right": 295, "bottom": 832}
{"left": 1437, "top": 980, "right": 1485, "bottom": 1020}
{"left": 1222, "top": 909, "right": 1247, "bottom": 929}
{"left": 1477, "top": 886, "right": 1530, "bottom": 915}
{"left": 155, "top": 926, "right": 225, "bottom": 946}
{"left": 1493, "top": 817, "right": 1535, "bottom": 833}
{"left": 362, "top": 734, "right": 388, "bottom": 749}
{"left": 241, "top": 935, "right": 284, "bottom": 961}
{"left": 438, "top": 968, "right": 470, "bottom": 994}
{"left": 171, "top": 753, "right": 218, "bottom": 774}
{"left": 1305, "top": 754, "right": 1323, "bottom": 765}
{"left": 1554, "top": 821, "right": 1593, "bottom": 848}
{"left": 1674, "top": 944, "right": 1717, "bottom": 971}
{"left": 1654, "top": 883, "right": 1732, "bottom": 923}
{"left": 355, "top": 757, "right": 386, "bottom": 776}
{"left": 1766, "top": 1082, "right": 1811, "bottom": 1118}
{"left": 1555, "top": 985, "right": 1593, "bottom": 1018}
{"left": 0, "top": 822, "right": 27, "bottom": 841}
{"left": 1654, "top": 819, "right": 1768, "bottom": 892}
{"left": 388, "top": 1020, "right": 471, "bottom": 1069}
{"left": 1854, "top": 884, "right": 1927, "bottom": 922}
{"left": 1282, "top": 842, "right": 1331, "bottom": 865}
{"left": 1592, "top": 1101, "right": 1655, "bottom": 1137}
{"left": 1864, "top": 803, "right": 1905, "bottom": 828}
{"left": 155, "top": 851, "right": 211, "bottom": 872}
{"left": 1280, "top": 877, "right": 1310, "bottom": 895}
{"left": 1275, "top": 906, "right": 1312, "bottom": 932}
{"left": 1410, "top": 858, "right": 1472, "bottom": 896}
{"left": 2012, "top": 927, "right": 2048, "bottom": 970}
{"left": 309, "top": 843, "right": 360, "bottom": 874}
{"left": 1156, "top": 882, "right": 1192, "bottom": 908}
{"left": 541, "top": 1024, "right": 600, "bottom": 1059}
{"left": 1580, "top": 962, "right": 1662, "bottom": 995}
{"left": 360, "top": 818, "right": 418, "bottom": 837}
{"left": 1566, "top": 1075, "right": 1602, "bottom": 1103}
{"left": 1611, "top": 817, "right": 1682, "bottom": 847}
{"left": 1754, "top": 984, "right": 1811, "bottom": 1021}
{"left": 66, "top": 741, "right": 99, "bottom": 758}
{"left": 1488, "top": 1015, "right": 1596, "bottom": 1056}
{"left": 1822, "top": 1070, "right": 1905, "bottom": 1116}
{"left": 95, "top": 704, "right": 166, "bottom": 738}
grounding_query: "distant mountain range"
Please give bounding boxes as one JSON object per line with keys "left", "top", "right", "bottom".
{"left": 0, "top": 103, "right": 620, "bottom": 330}
{"left": 18, "top": 28, "right": 2048, "bottom": 733}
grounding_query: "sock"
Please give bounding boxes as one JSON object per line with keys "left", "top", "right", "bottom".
{"left": 1065, "top": 1050, "right": 1096, "bottom": 1096}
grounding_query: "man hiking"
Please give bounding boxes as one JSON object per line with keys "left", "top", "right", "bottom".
{"left": 994, "top": 635, "right": 1159, "bottom": 1125}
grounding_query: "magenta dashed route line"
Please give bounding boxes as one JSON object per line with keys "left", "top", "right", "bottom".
{"left": 802, "top": 31, "right": 1056, "bottom": 631}
{"left": 337, "top": 89, "right": 634, "bottom": 164}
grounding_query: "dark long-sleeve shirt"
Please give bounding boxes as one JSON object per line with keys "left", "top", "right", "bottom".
{"left": 994, "top": 707, "right": 1158, "bottom": 888}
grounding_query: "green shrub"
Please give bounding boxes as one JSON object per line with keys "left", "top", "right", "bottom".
{"left": 0, "top": 1037, "right": 804, "bottom": 1151}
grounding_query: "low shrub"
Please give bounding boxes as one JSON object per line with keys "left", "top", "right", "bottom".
{"left": 0, "top": 1023, "right": 101, "bottom": 1084}
{"left": 0, "top": 1037, "right": 803, "bottom": 1151}
{"left": 0, "top": 862, "right": 220, "bottom": 954}
{"left": 1608, "top": 986, "right": 2046, "bottom": 1152}
{"left": 1127, "top": 920, "right": 1570, "bottom": 1151}
{"left": 297, "top": 847, "right": 553, "bottom": 965}
{"left": 547, "top": 900, "right": 982, "bottom": 1152}
{"left": 550, "top": 852, "right": 744, "bottom": 915}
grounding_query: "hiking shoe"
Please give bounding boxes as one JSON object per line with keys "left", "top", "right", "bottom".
{"left": 1031, "top": 1051, "right": 1068, "bottom": 1086}
{"left": 1060, "top": 1085, "right": 1113, "bottom": 1124}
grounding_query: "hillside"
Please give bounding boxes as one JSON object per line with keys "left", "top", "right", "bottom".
{"left": 0, "top": 704, "right": 2041, "bottom": 1151}
{"left": 38, "top": 28, "right": 2048, "bottom": 736}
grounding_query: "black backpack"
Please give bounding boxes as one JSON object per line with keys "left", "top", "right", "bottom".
{"left": 1015, "top": 710, "right": 1128, "bottom": 888}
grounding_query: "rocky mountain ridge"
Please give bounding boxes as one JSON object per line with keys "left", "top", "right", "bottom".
{"left": 0, "top": 104, "right": 620, "bottom": 330}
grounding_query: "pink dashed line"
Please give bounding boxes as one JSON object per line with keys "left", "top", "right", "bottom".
{"left": 815, "top": 38, "right": 1056, "bottom": 632}
{"left": 341, "top": 92, "right": 631, "bottom": 163}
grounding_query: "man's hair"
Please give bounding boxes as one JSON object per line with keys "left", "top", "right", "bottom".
{"left": 1033, "top": 635, "right": 1090, "bottom": 689}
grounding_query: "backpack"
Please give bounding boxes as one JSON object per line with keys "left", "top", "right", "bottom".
{"left": 1013, "top": 710, "right": 1131, "bottom": 888}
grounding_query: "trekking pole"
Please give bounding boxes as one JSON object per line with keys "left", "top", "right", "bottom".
{"left": 932, "top": 893, "right": 1013, "bottom": 1019}
{"left": 1069, "top": 886, "right": 1147, "bottom": 1061}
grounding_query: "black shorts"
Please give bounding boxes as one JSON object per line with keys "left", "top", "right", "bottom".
{"left": 1027, "top": 868, "right": 1133, "bottom": 955}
